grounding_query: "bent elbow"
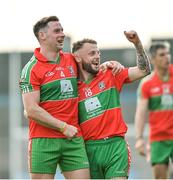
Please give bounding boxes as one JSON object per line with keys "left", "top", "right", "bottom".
{"left": 25, "top": 106, "right": 38, "bottom": 119}
{"left": 146, "top": 68, "right": 151, "bottom": 75}
{"left": 145, "top": 63, "right": 152, "bottom": 75}
{"left": 23, "top": 110, "right": 29, "bottom": 119}
{"left": 141, "top": 68, "right": 151, "bottom": 78}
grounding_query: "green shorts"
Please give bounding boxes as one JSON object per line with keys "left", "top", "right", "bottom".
{"left": 151, "top": 140, "right": 173, "bottom": 165}
{"left": 28, "top": 137, "right": 89, "bottom": 174}
{"left": 85, "top": 136, "right": 131, "bottom": 179}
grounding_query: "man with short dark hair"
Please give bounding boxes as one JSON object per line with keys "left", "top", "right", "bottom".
{"left": 135, "top": 41, "right": 173, "bottom": 179}
{"left": 19, "top": 16, "right": 90, "bottom": 179}
{"left": 19, "top": 15, "right": 124, "bottom": 179}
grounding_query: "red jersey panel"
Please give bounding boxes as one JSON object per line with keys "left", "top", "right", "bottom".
{"left": 19, "top": 48, "right": 82, "bottom": 139}
{"left": 78, "top": 68, "right": 130, "bottom": 140}
{"left": 139, "top": 65, "right": 173, "bottom": 142}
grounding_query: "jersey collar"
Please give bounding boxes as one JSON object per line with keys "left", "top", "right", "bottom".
{"left": 34, "top": 48, "right": 63, "bottom": 63}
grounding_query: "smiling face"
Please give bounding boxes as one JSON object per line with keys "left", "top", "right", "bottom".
{"left": 39, "top": 21, "right": 65, "bottom": 52}
{"left": 77, "top": 43, "right": 101, "bottom": 75}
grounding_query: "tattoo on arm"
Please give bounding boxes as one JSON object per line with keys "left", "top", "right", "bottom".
{"left": 135, "top": 42, "right": 151, "bottom": 74}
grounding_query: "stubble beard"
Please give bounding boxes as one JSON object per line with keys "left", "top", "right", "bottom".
{"left": 82, "top": 60, "right": 99, "bottom": 75}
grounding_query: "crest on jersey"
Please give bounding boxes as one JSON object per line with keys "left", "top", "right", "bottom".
{"left": 68, "top": 66, "right": 75, "bottom": 76}
{"left": 98, "top": 81, "right": 105, "bottom": 90}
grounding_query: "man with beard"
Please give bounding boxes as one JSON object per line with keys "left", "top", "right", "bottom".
{"left": 72, "top": 31, "right": 151, "bottom": 179}
{"left": 19, "top": 15, "right": 123, "bottom": 179}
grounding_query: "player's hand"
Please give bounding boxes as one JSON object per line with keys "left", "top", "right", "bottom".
{"left": 146, "top": 142, "right": 151, "bottom": 162}
{"left": 100, "top": 61, "right": 124, "bottom": 74}
{"left": 135, "top": 138, "right": 146, "bottom": 156}
{"left": 62, "top": 124, "right": 78, "bottom": 139}
{"left": 124, "top": 30, "right": 140, "bottom": 45}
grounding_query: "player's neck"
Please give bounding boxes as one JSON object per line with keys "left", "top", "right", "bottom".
{"left": 40, "top": 46, "right": 60, "bottom": 62}
{"left": 155, "top": 68, "right": 169, "bottom": 82}
{"left": 78, "top": 70, "right": 95, "bottom": 82}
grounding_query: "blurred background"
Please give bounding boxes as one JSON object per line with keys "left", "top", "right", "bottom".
{"left": 1, "top": 0, "right": 173, "bottom": 179}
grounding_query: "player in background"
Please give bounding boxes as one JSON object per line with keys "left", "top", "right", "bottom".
{"left": 72, "top": 30, "right": 151, "bottom": 179}
{"left": 135, "top": 41, "right": 173, "bottom": 179}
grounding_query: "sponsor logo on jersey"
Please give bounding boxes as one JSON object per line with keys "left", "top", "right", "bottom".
{"left": 60, "top": 79, "right": 73, "bottom": 93}
{"left": 150, "top": 87, "right": 160, "bottom": 94}
{"left": 84, "top": 97, "right": 101, "bottom": 112}
{"left": 161, "top": 84, "right": 173, "bottom": 107}
{"left": 67, "top": 66, "right": 75, "bottom": 76}
{"left": 55, "top": 67, "right": 64, "bottom": 71}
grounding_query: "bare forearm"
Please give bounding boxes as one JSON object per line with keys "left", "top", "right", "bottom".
{"left": 135, "top": 113, "right": 146, "bottom": 139}
{"left": 135, "top": 101, "right": 148, "bottom": 139}
{"left": 25, "top": 104, "right": 78, "bottom": 138}
{"left": 26, "top": 105, "right": 64, "bottom": 131}
{"left": 135, "top": 42, "right": 151, "bottom": 75}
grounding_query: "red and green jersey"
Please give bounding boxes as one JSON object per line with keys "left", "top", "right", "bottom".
{"left": 19, "top": 48, "right": 82, "bottom": 139}
{"left": 138, "top": 64, "right": 173, "bottom": 142}
{"left": 78, "top": 68, "right": 130, "bottom": 140}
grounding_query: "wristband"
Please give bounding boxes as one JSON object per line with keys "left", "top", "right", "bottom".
{"left": 59, "top": 122, "right": 67, "bottom": 133}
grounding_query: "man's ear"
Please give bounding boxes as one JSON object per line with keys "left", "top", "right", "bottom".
{"left": 38, "top": 31, "right": 46, "bottom": 41}
{"left": 73, "top": 53, "right": 81, "bottom": 63}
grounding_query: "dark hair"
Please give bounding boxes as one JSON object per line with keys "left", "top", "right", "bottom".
{"left": 149, "top": 41, "right": 170, "bottom": 58}
{"left": 33, "top": 16, "right": 59, "bottom": 40}
{"left": 72, "top": 39, "right": 97, "bottom": 53}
